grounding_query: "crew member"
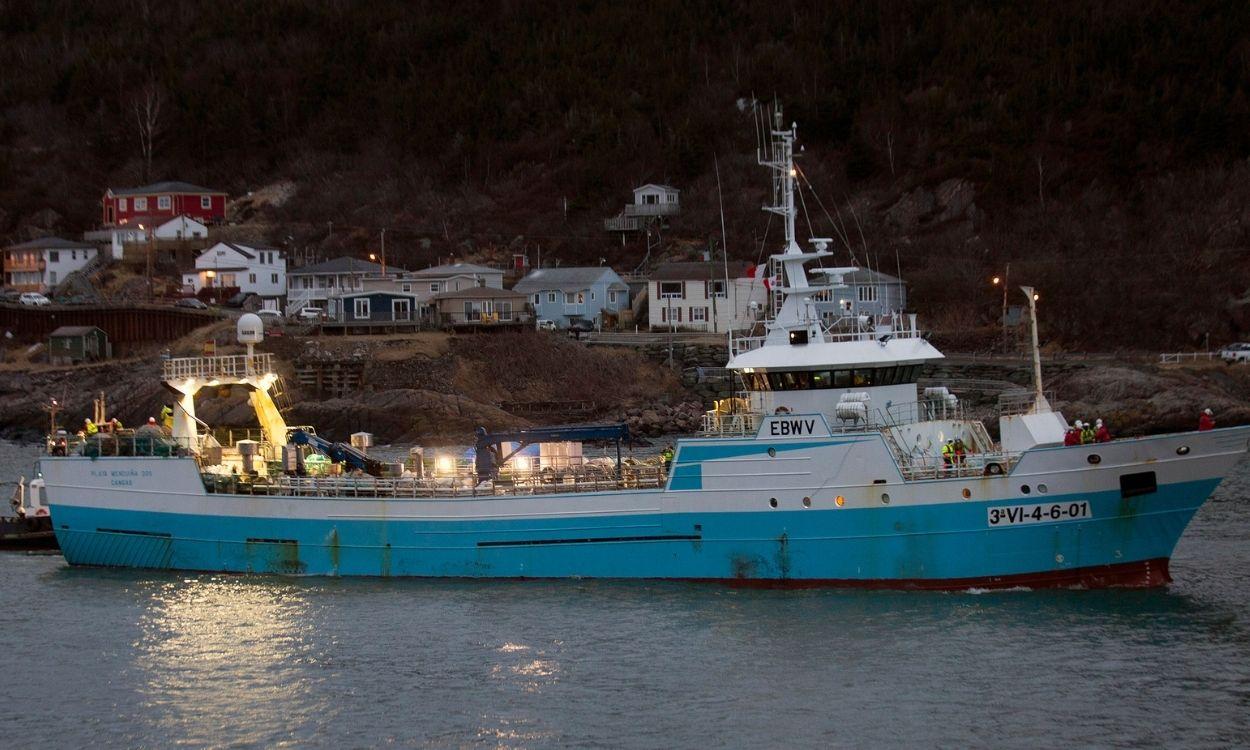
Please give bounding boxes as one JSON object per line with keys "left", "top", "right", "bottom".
{"left": 83, "top": 418, "right": 98, "bottom": 437}
{"left": 953, "top": 438, "right": 967, "bottom": 466}
{"left": 1064, "top": 426, "right": 1080, "bottom": 446}
{"left": 110, "top": 417, "right": 123, "bottom": 431}
{"left": 160, "top": 404, "right": 174, "bottom": 431}
{"left": 1198, "top": 408, "right": 1216, "bottom": 431}
{"left": 941, "top": 440, "right": 954, "bottom": 473}
{"left": 1080, "top": 421, "right": 1096, "bottom": 445}
{"left": 660, "top": 445, "right": 675, "bottom": 473}
{"left": 1094, "top": 419, "right": 1111, "bottom": 443}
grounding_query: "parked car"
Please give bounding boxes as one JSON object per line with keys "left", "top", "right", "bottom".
{"left": 0, "top": 289, "right": 20, "bottom": 303}
{"left": 293, "top": 307, "right": 325, "bottom": 322}
{"left": 18, "top": 292, "right": 51, "bottom": 306}
{"left": 566, "top": 318, "right": 596, "bottom": 336}
{"left": 535, "top": 319, "right": 557, "bottom": 331}
{"left": 1220, "top": 342, "right": 1250, "bottom": 363}
{"left": 174, "top": 297, "right": 209, "bottom": 310}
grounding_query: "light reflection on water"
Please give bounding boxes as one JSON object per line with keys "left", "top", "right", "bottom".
{"left": 131, "top": 577, "right": 329, "bottom": 747}
{"left": 1, "top": 441, "right": 1249, "bottom": 748}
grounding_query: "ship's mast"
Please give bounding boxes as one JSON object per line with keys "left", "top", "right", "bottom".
{"left": 760, "top": 108, "right": 801, "bottom": 257}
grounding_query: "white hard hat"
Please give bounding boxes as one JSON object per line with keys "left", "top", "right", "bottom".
{"left": 1074, "top": 420, "right": 1083, "bottom": 428}
{"left": 1204, "top": 408, "right": 1213, "bottom": 416}
{"left": 1096, "top": 419, "right": 1103, "bottom": 426}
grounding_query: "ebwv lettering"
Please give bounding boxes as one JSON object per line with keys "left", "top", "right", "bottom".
{"left": 770, "top": 419, "right": 815, "bottom": 436}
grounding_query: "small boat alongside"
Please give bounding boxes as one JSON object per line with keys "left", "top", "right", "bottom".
{"left": 29, "top": 113, "right": 1249, "bottom": 588}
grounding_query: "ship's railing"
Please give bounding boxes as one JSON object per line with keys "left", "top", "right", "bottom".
{"left": 998, "top": 390, "right": 1056, "bottom": 417}
{"left": 162, "top": 353, "right": 274, "bottom": 380}
{"left": 47, "top": 430, "right": 196, "bottom": 458}
{"left": 205, "top": 463, "right": 668, "bottom": 498}
{"left": 886, "top": 399, "right": 965, "bottom": 424}
{"left": 892, "top": 451, "right": 1017, "bottom": 481}
{"left": 701, "top": 411, "right": 761, "bottom": 437}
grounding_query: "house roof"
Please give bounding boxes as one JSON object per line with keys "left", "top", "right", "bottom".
{"left": 433, "top": 287, "right": 527, "bottom": 301}
{"left": 651, "top": 261, "right": 754, "bottom": 281}
{"left": 513, "top": 267, "right": 620, "bottom": 292}
{"left": 839, "top": 268, "right": 904, "bottom": 285}
{"left": 288, "top": 257, "right": 396, "bottom": 276}
{"left": 634, "top": 183, "right": 679, "bottom": 193}
{"left": 50, "top": 326, "right": 104, "bottom": 337}
{"left": 409, "top": 262, "right": 501, "bottom": 278}
{"left": 7, "top": 236, "right": 96, "bottom": 251}
{"left": 195, "top": 242, "right": 278, "bottom": 263}
{"left": 109, "top": 181, "right": 225, "bottom": 196}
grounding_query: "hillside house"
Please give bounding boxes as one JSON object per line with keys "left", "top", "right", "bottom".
{"left": 810, "top": 268, "right": 908, "bottom": 322}
{"left": 182, "top": 242, "right": 286, "bottom": 310}
{"left": 103, "top": 181, "right": 228, "bottom": 226}
{"left": 432, "top": 287, "right": 531, "bottom": 328}
{"left": 3, "top": 237, "right": 100, "bottom": 292}
{"left": 286, "top": 257, "right": 401, "bottom": 317}
{"left": 647, "top": 261, "right": 767, "bottom": 333}
{"left": 364, "top": 262, "right": 505, "bottom": 306}
{"left": 514, "top": 267, "right": 629, "bottom": 328}
{"left": 605, "top": 183, "right": 680, "bottom": 232}
{"left": 338, "top": 291, "right": 419, "bottom": 323}
{"left": 82, "top": 225, "right": 146, "bottom": 260}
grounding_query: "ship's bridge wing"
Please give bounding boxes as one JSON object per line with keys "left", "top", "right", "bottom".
{"left": 727, "top": 338, "right": 944, "bottom": 371}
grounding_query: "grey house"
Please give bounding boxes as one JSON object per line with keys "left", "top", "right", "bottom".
{"left": 813, "top": 268, "right": 907, "bottom": 322}
{"left": 513, "top": 267, "right": 630, "bottom": 328}
{"left": 338, "top": 291, "right": 419, "bottom": 323}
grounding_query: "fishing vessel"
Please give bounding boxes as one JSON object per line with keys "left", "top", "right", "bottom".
{"left": 27, "top": 113, "right": 1249, "bottom": 588}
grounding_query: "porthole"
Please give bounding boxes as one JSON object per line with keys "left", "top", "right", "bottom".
{"left": 1176, "top": 445, "right": 1190, "bottom": 456}
{"left": 1037, "top": 483, "right": 1048, "bottom": 494}
{"left": 961, "top": 488, "right": 971, "bottom": 499}
{"left": 768, "top": 497, "right": 778, "bottom": 508}
{"left": 1020, "top": 485, "right": 1031, "bottom": 495}
{"left": 835, "top": 495, "right": 845, "bottom": 507}
{"left": 802, "top": 496, "right": 812, "bottom": 508}
{"left": 1087, "top": 454, "right": 1101, "bottom": 465}
{"left": 881, "top": 493, "right": 891, "bottom": 504}
{"left": 767, "top": 447, "right": 777, "bottom": 457}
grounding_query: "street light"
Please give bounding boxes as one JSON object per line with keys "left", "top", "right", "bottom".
{"left": 991, "top": 263, "right": 1009, "bottom": 351}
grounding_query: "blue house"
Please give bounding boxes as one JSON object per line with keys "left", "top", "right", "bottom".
{"left": 513, "top": 267, "right": 630, "bottom": 328}
{"left": 338, "top": 291, "right": 419, "bottom": 323}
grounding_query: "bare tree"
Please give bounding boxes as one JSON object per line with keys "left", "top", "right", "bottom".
{"left": 134, "top": 81, "right": 163, "bottom": 182}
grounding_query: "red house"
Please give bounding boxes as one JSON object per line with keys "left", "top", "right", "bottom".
{"left": 102, "top": 181, "right": 228, "bottom": 227}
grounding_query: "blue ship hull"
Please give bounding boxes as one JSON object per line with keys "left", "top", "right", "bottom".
{"left": 49, "top": 478, "right": 1216, "bottom": 588}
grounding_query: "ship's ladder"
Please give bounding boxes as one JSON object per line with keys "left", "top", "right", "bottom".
{"left": 269, "top": 375, "right": 294, "bottom": 414}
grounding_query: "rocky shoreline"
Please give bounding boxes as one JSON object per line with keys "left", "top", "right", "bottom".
{"left": 2, "top": 336, "right": 1248, "bottom": 444}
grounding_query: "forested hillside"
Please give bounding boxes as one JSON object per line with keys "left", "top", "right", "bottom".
{"left": 3, "top": 1, "right": 1250, "bottom": 347}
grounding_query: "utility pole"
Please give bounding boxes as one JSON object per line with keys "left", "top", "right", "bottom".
{"left": 1021, "top": 285, "right": 1045, "bottom": 412}
{"left": 380, "top": 228, "right": 387, "bottom": 275}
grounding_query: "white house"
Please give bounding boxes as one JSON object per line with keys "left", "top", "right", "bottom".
{"left": 647, "top": 261, "right": 767, "bottom": 333}
{"left": 363, "top": 262, "right": 505, "bottom": 307}
{"left": 82, "top": 225, "right": 145, "bottom": 260}
{"left": 626, "top": 184, "right": 680, "bottom": 216}
{"left": 3, "top": 237, "right": 100, "bottom": 292}
{"left": 152, "top": 214, "right": 208, "bottom": 240}
{"left": 182, "top": 242, "right": 286, "bottom": 309}
{"left": 285, "top": 257, "right": 401, "bottom": 317}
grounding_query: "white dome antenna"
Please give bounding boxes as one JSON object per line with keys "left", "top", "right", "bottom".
{"left": 237, "top": 313, "right": 264, "bottom": 362}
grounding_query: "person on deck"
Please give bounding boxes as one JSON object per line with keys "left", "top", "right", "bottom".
{"left": 953, "top": 438, "right": 967, "bottom": 466}
{"left": 1080, "top": 421, "right": 1096, "bottom": 444}
{"left": 1094, "top": 419, "right": 1111, "bottom": 443}
{"left": 1198, "top": 408, "right": 1216, "bottom": 431}
{"left": 110, "top": 417, "right": 123, "bottom": 432}
{"left": 160, "top": 404, "right": 174, "bottom": 432}
{"left": 1064, "top": 426, "right": 1080, "bottom": 446}
{"left": 660, "top": 446, "right": 675, "bottom": 473}
{"left": 941, "top": 440, "right": 955, "bottom": 473}
{"left": 83, "top": 418, "right": 98, "bottom": 437}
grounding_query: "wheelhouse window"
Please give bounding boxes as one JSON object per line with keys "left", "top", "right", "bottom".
{"left": 744, "top": 364, "right": 921, "bottom": 391}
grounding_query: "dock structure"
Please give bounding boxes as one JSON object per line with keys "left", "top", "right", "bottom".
{"left": 0, "top": 302, "right": 220, "bottom": 345}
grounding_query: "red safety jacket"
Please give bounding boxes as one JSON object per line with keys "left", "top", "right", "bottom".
{"left": 1063, "top": 429, "right": 1080, "bottom": 446}
{"left": 1198, "top": 413, "right": 1215, "bottom": 431}
{"left": 1095, "top": 426, "right": 1111, "bottom": 443}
